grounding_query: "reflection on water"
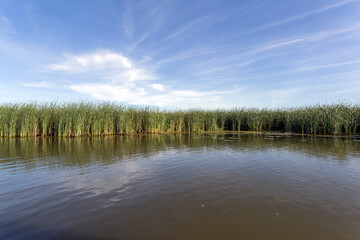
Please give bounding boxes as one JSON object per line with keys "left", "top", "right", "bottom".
{"left": 0, "top": 134, "right": 360, "bottom": 239}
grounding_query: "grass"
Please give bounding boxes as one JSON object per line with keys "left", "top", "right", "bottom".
{"left": 0, "top": 102, "right": 359, "bottom": 137}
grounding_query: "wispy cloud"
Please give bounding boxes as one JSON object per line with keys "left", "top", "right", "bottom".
{"left": 234, "top": 24, "right": 360, "bottom": 57}
{"left": 183, "top": 23, "right": 360, "bottom": 79}
{"left": 152, "top": 47, "right": 219, "bottom": 69}
{"left": 251, "top": 0, "right": 357, "bottom": 31}
{"left": 69, "top": 84, "right": 146, "bottom": 102}
{"left": 270, "top": 87, "right": 310, "bottom": 104}
{"left": 163, "top": 16, "right": 210, "bottom": 41}
{"left": 238, "top": 59, "right": 360, "bottom": 82}
{"left": 0, "top": 16, "right": 16, "bottom": 35}
{"left": 331, "top": 85, "right": 360, "bottom": 94}
{"left": 191, "top": 60, "right": 257, "bottom": 77}
{"left": 182, "top": 24, "right": 360, "bottom": 82}
{"left": 122, "top": 0, "right": 134, "bottom": 39}
{"left": 23, "top": 81, "right": 55, "bottom": 88}
{"left": 126, "top": 31, "right": 150, "bottom": 54}
{"left": 293, "top": 59, "right": 360, "bottom": 72}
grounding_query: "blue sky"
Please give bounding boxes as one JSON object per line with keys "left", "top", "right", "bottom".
{"left": 0, "top": 0, "right": 359, "bottom": 108}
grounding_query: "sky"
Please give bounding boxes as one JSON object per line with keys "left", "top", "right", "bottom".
{"left": 0, "top": 0, "right": 359, "bottom": 108}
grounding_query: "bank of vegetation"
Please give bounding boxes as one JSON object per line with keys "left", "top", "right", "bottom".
{"left": 0, "top": 102, "right": 359, "bottom": 137}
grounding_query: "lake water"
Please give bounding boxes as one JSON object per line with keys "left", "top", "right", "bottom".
{"left": 0, "top": 134, "right": 360, "bottom": 240}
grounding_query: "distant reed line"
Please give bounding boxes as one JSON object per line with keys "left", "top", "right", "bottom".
{"left": 0, "top": 102, "right": 359, "bottom": 137}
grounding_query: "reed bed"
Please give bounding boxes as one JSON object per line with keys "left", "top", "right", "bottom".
{"left": 0, "top": 102, "right": 359, "bottom": 137}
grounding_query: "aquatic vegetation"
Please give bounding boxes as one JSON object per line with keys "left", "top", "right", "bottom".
{"left": 0, "top": 102, "right": 359, "bottom": 137}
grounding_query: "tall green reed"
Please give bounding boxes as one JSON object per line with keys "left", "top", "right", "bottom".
{"left": 0, "top": 102, "right": 359, "bottom": 137}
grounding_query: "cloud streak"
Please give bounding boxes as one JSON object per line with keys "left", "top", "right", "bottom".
{"left": 163, "top": 17, "right": 210, "bottom": 41}
{"left": 229, "top": 24, "right": 360, "bottom": 59}
{"left": 251, "top": 0, "right": 357, "bottom": 32}
{"left": 23, "top": 81, "right": 55, "bottom": 88}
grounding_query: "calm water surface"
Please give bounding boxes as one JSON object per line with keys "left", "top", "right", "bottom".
{"left": 0, "top": 134, "right": 360, "bottom": 240}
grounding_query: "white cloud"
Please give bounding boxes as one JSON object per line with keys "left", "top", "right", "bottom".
{"left": 70, "top": 83, "right": 237, "bottom": 107}
{"left": 48, "top": 50, "right": 239, "bottom": 108}
{"left": 48, "top": 50, "right": 156, "bottom": 84}
{"left": 48, "top": 50, "right": 133, "bottom": 72}
{"left": 151, "top": 84, "right": 164, "bottom": 91}
{"left": 69, "top": 83, "right": 239, "bottom": 108}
